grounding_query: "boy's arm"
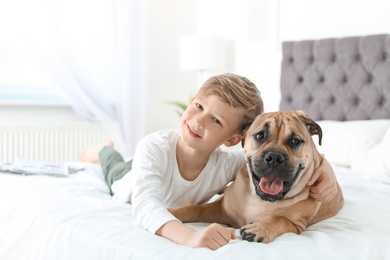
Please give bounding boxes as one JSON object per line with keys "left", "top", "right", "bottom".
{"left": 156, "top": 220, "right": 236, "bottom": 250}
{"left": 307, "top": 158, "right": 338, "bottom": 202}
{"left": 130, "top": 134, "right": 235, "bottom": 250}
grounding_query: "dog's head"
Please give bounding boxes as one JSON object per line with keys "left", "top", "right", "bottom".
{"left": 242, "top": 110, "right": 322, "bottom": 202}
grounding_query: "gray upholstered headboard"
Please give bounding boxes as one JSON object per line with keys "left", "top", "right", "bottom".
{"left": 279, "top": 34, "right": 390, "bottom": 121}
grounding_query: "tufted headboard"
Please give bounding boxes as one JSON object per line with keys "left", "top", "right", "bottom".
{"left": 279, "top": 34, "right": 390, "bottom": 121}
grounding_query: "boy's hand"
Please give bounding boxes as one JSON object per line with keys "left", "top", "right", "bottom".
{"left": 188, "top": 223, "right": 236, "bottom": 250}
{"left": 307, "top": 158, "right": 337, "bottom": 202}
{"left": 157, "top": 220, "right": 235, "bottom": 250}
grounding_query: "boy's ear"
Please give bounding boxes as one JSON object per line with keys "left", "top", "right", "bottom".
{"left": 224, "top": 134, "right": 243, "bottom": 147}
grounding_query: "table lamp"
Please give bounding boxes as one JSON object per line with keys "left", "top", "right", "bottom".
{"left": 179, "top": 35, "right": 226, "bottom": 89}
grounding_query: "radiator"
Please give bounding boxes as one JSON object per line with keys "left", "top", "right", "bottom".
{"left": 0, "top": 122, "right": 116, "bottom": 162}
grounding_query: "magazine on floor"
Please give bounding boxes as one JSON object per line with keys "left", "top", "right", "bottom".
{"left": 0, "top": 159, "right": 84, "bottom": 176}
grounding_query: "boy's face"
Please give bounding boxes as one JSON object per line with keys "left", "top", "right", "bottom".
{"left": 179, "top": 94, "right": 245, "bottom": 152}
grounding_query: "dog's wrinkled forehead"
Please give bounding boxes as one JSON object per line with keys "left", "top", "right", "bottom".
{"left": 244, "top": 111, "right": 313, "bottom": 148}
{"left": 250, "top": 112, "right": 299, "bottom": 132}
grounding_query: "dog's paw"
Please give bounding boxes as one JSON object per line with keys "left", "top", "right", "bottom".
{"left": 240, "top": 227, "right": 264, "bottom": 242}
{"left": 240, "top": 222, "right": 276, "bottom": 243}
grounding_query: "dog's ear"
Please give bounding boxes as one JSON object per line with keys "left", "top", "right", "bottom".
{"left": 239, "top": 119, "right": 253, "bottom": 148}
{"left": 298, "top": 114, "right": 323, "bottom": 146}
{"left": 241, "top": 133, "right": 246, "bottom": 148}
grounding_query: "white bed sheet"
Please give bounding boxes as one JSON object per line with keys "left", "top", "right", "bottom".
{"left": 0, "top": 163, "right": 389, "bottom": 260}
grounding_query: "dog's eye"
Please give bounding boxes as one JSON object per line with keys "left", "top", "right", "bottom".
{"left": 290, "top": 138, "right": 302, "bottom": 146}
{"left": 254, "top": 131, "right": 265, "bottom": 142}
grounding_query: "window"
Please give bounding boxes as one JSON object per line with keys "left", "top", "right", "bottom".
{"left": 0, "top": 1, "right": 67, "bottom": 106}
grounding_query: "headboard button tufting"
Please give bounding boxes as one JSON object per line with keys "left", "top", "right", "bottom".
{"left": 379, "top": 96, "right": 385, "bottom": 106}
{"left": 355, "top": 54, "right": 361, "bottom": 61}
{"left": 280, "top": 34, "right": 390, "bottom": 121}
{"left": 367, "top": 75, "right": 373, "bottom": 83}
{"left": 354, "top": 96, "right": 360, "bottom": 105}
{"left": 342, "top": 75, "right": 348, "bottom": 83}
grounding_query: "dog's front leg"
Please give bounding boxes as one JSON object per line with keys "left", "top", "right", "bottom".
{"left": 240, "top": 216, "right": 300, "bottom": 243}
{"left": 168, "top": 200, "right": 228, "bottom": 225}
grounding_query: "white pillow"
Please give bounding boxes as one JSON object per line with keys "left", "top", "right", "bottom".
{"left": 314, "top": 120, "right": 390, "bottom": 167}
{"left": 351, "top": 127, "right": 390, "bottom": 184}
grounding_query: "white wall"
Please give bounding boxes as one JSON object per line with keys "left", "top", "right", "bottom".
{"left": 144, "top": 0, "right": 197, "bottom": 132}
{"left": 186, "top": 0, "right": 283, "bottom": 115}
{"left": 280, "top": 0, "right": 390, "bottom": 41}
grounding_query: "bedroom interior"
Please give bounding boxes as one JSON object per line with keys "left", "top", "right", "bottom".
{"left": 1, "top": 0, "right": 390, "bottom": 259}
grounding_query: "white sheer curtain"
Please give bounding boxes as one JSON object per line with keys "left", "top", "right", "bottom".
{"left": 2, "top": 0, "right": 148, "bottom": 158}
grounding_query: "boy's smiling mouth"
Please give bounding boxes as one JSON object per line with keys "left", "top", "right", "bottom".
{"left": 187, "top": 124, "right": 201, "bottom": 138}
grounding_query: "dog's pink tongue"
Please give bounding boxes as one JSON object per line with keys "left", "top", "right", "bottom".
{"left": 259, "top": 174, "right": 283, "bottom": 195}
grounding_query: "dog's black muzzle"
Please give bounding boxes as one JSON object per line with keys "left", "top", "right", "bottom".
{"left": 247, "top": 150, "right": 303, "bottom": 202}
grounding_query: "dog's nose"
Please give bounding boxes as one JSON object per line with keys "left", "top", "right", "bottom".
{"left": 264, "top": 151, "right": 285, "bottom": 166}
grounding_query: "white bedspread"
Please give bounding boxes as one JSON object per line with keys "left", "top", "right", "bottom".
{"left": 1, "top": 163, "right": 389, "bottom": 260}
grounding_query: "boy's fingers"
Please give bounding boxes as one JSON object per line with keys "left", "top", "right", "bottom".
{"left": 214, "top": 225, "right": 233, "bottom": 241}
{"left": 307, "top": 170, "right": 321, "bottom": 186}
{"left": 310, "top": 186, "right": 336, "bottom": 202}
{"left": 220, "top": 226, "right": 236, "bottom": 241}
{"left": 227, "top": 227, "right": 236, "bottom": 239}
{"left": 311, "top": 192, "right": 329, "bottom": 202}
{"left": 310, "top": 181, "right": 326, "bottom": 194}
{"left": 207, "top": 224, "right": 236, "bottom": 248}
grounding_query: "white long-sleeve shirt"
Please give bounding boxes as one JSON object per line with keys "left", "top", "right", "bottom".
{"left": 111, "top": 129, "right": 244, "bottom": 234}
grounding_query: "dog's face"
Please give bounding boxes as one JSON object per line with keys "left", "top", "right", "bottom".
{"left": 243, "top": 110, "right": 322, "bottom": 202}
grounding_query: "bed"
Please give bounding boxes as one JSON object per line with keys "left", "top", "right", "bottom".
{"left": 1, "top": 34, "right": 390, "bottom": 260}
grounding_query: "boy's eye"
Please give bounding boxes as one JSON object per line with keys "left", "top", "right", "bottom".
{"left": 195, "top": 103, "right": 203, "bottom": 110}
{"left": 213, "top": 118, "right": 222, "bottom": 125}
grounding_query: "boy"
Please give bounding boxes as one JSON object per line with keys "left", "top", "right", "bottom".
{"left": 80, "top": 73, "right": 337, "bottom": 250}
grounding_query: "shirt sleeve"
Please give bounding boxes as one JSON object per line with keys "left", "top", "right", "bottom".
{"left": 130, "top": 136, "right": 179, "bottom": 234}
{"left": 226, "top": 146, "right": 245, "bottom": 182}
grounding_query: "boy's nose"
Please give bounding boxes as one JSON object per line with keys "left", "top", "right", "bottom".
{"left": 193, "top": 115, "right": 205, "bottom": 128}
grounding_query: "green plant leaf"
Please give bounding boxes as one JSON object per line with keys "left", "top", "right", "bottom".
{"left": 165, "top": 95, "right": 192, "bottom": 117}
{"left": 165, "top": 101, "right": 188, "bottom": 112}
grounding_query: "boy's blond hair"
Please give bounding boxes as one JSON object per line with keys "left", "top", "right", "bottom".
{"left": 197, "top": 73, "right": 264, "bottom": 134}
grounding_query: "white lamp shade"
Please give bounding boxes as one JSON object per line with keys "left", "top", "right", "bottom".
{"left": 179, "top": 35, "right": 226, "bottom": 71}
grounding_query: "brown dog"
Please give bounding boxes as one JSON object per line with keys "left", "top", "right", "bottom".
{"left": 169, "top": 110, "right": 344, "bottom": 243}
